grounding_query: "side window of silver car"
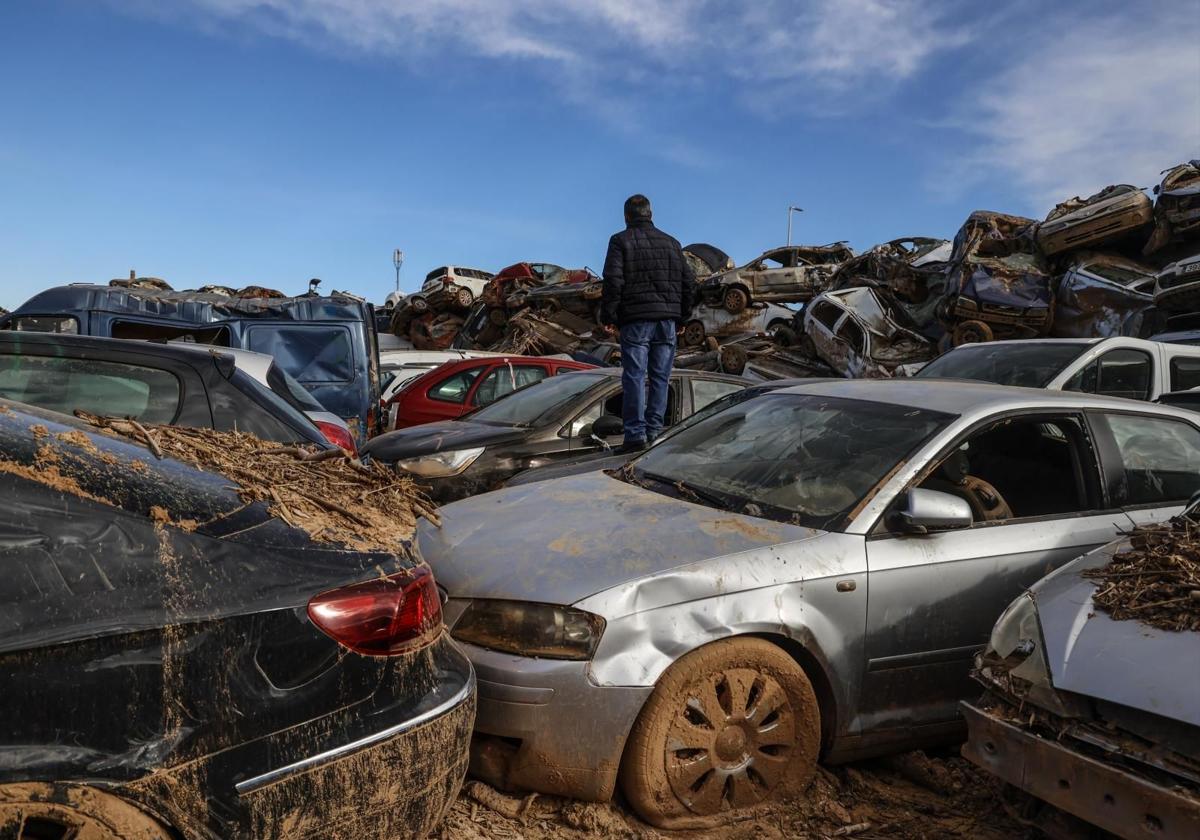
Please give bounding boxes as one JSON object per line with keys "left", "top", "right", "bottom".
{"left": 1104, "top": 413, "right": 1200, "bottom": 507}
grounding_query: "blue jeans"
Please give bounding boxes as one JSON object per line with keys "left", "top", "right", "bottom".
{"left": 619, "top": 319, "right": 676, "bottom": 444}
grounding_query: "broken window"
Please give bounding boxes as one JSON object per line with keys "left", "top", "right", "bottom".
{"left": 1103, "top": 413, "right": 1200, "bottom": 506}
{"left": 1064, "top": 349, "right": 1152, "bottom": 401}
{"left": 0, "top": 354, "right": 181, "bottom": 423}
{"left": 472, "top": 364, "right": 548, "bottom": 407}
{"left": 836, "top": 317, "right": 867, "bottom": 355}
{"left": 8, "top": 315, "right": 78, "bottom": 334}
{"left": 810, "top": 301, "right": 842, "bottom": 331}
{"left": 1169, "top": 357, "right": 1200, "bottom": 392}
{"left": 918, "top": 416, "right": 1092, "bottom": 523}
{"left": 427, "top": 366, "right": 485, "bottom": 404}
{"left": 757, "top": 250, "right": 791, "bottom": 270}
{"left": 246, "top": 325, "right": 354, "bottom": 384}
{"left": 111, "top": 320, "right": 230, "bottom": 345}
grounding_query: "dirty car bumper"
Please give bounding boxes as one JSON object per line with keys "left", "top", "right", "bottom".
{"left": 124, "top": 639, "right": 476, "bottom": 840}
{"left": 460, "top": 641, "right": 652, "bottom": 802}
{"left": 961, "top": 701, "right": 1200, "bottom": 839}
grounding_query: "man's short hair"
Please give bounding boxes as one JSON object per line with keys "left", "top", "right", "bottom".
{"left": 624, "top": 194, "right": 652, "bottom": 220}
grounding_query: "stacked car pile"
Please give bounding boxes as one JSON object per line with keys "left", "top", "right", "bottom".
{"left": 389, "top": 265, "right": 495, "bottom": 349}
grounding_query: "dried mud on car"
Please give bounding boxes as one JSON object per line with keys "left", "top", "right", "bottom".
{"left": 438, "top": 751, "right": 1026, "bottom": 840}
{"left": 1084, "top": 518, "right": 1200, "bottom": 632}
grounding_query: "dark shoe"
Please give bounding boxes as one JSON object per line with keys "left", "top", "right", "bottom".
{"left": 616, "top": 440, "right": 648, "bottom": 455}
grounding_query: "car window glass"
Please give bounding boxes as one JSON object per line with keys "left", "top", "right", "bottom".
{"left": 468, "top": 371, "right": 601, "bottom": 426}
{"left": 634, "top": 394, "right": 952, "bottom": 530}
{"left": 10, "top": 316, "right": 78, "bottom": 334}
{"left": 917, "top": 342, "right": 1088, "bottom": 387}
{"left": 1104, "top": 413, "right": 1200, "bottom": 506}
{"left": 811, "top": 302, "right": 842, "bottom": 331}
{"left": 758, "top": 256, "right": 786, "bottom": 270}
{"left": 0, "top": 355, "right": 181, "bottom": 423}
{"left": 917, "top": 417, "right": 1090, "bottom": 524}
{"left": 692, "top": 379, "right": 744, "bottom": 412}
{"left": 428, "top": 366, "right": 485, "bottom": 404}
{"left": 1064, "top": 349, "right": 1151, "bottom": 400}
{"left": 246, "top": 326, "right": 353, "bottom": 384}
{"left": 836, "top": 318, "right": 866, "bottom": 354}
{"left": 570, "top": 400, "right": 602, "bottom": 438}
{"left": 473, "top": 364, "right": 548, "bottom": 406}
{"left": 1169, "top": 356, "right": 1200, "bottom": 392}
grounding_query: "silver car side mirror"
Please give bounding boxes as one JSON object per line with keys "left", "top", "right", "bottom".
{"left": 892, "top": 488, "right": 973, "bottom": 534}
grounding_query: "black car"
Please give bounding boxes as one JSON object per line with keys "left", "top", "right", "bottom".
{"left": 0, "top": 400, "right": 474, "bottom": 839}
{"left": 0, "top": 332, "right": 330, "bottom": 447}
{"left": 504, "top": 377, "right": 824, "bottom": 487}
{"left": 363, "top": 368, "right": 748, "bottom": 503}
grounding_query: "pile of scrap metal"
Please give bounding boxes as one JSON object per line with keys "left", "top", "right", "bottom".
{"left": 389, "top": 266, "right": 495, "bottom": 350}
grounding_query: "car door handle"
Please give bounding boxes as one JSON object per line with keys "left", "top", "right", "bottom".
{"left": 836, "top": 580, "right": 857, "bottom": 593}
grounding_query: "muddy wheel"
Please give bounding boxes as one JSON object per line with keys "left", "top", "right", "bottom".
{"left": 455, "top": 286, "right": 474, "bottom": 308}
{"left": 620, "top": 638, "right": 820, "bottom": 829}
{"left": 722, "top": 286, "right": 749, "bottom": 314}
{"left": 0, "top": 783, "right": 173, "bottom": 840}
{"left": 952, "top": 320, "right": 993, "bottom": 346}
{"left": 682, "top": 321, "right": 706, "bottom": 348}
{"left": 410, "top": 295, "right": 429, "bottom": 314}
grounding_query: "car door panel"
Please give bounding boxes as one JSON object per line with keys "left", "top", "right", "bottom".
{"left": 861, "top": 509, "right": 1129, "bottom": 731}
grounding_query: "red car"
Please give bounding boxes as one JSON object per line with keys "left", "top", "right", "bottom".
{"left": 386, "top": 355, "right": 595, "bottom": 429}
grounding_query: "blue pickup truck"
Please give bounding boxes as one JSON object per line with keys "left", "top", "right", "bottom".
{"left": 0, "top": 284, "right": 383, "bottom": 443}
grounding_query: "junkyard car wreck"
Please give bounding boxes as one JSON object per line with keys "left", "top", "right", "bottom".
{"left": 962, "top": 500, "right": 1200, "bottom": 839}
{"left": 418, "top": 379, "right": 1200, "bottom": 828}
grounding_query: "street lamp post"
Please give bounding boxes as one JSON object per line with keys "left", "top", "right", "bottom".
{"left": 393, "top": 249, "right": 404, "bottom": 293}
{"left": 786, "top": 206, "right": 804, "bottom": 246}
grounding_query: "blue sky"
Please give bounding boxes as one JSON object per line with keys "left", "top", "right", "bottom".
{"left": 1, "top": 0, "right": 1197, "bottom": 308}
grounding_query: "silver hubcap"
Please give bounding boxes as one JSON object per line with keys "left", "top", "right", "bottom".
{"left": 665, "top": 667, "right": 795, "bottom": 814}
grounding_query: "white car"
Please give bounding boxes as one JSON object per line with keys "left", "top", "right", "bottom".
{"left": 681, "top": 301, "right": 795, "bottom": 347}
{"left": 916, "top": 336, "right": 1200, "bottom": 400}
{"left": 408, "top": 266, "right": 494, "bottom": 312}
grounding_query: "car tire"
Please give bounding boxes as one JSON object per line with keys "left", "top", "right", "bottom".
{"left": 722, "top": 287, "right": 749, "bottom": 314}
{"left": 682, "top": 321, "right": 706, "bottom": 347}
{"left": 410, "top": 295, "right": 429, "bottom": 314}
{"left": 953, "top": 319, "right": 994, "bottom": 346}
{"left": 619, "top": 637, "right": 820, "bottom": 829}
{"left": 455, "top": 287, "right": 474, "bottom": 308}
{"left": 0, "top": 782, "right": 174, "bottom": 840}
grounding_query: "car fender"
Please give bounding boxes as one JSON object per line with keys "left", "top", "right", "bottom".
{"left": 577, "top": 532, "right": 866, "bottom": 733}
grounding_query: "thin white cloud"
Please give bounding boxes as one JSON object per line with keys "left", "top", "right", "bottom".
{"left": 954, "top": 9, "right": 1200, "bottom": 213}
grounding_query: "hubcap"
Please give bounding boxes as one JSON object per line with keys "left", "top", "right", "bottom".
{"left": 664, "top": 667, "right": 795, "bottom": 815}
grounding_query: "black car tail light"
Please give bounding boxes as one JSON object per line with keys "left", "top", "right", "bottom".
{"left": 307, "top": 567, "right": 442, "bottom": 656}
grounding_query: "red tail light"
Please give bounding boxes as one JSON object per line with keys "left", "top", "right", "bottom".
{"left": 315, "top": 420, "right": 356, "bottom": 452}
{"left": 307, "top": 567, "right": 442, "bottom": 656}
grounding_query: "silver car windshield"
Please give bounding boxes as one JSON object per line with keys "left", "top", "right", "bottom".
{"left": 916, "top": 342, "right": 1087, "bottom": 388}
{"left": 630, "top": 393, "right": 953, "bottom": 530}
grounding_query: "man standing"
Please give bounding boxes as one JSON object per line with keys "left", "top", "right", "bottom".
{"left": 599, "top": 194, "right": 695, "bottom": 452}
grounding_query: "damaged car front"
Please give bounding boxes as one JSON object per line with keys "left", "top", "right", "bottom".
{"left": 1144, "top": 160, "right": 1200, "bottom": 256}
{"left": 0, "top": 401, "right": 474, "bottom": 840}
{"left": 942, "top": 211, "right": 1052, "bottom": 346}
{"left": 1051, "top": 252, "right": 1160, "bottom": 339}
{"left": 962, "top": 503, "right": 1200, "bottom": 839}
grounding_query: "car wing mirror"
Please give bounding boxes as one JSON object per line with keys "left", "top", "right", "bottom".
{"left": 591, "top": 414, "right": 624, "bottom": 438}
{"left": 891, "top": 488, "right": 972, "bottom": 534}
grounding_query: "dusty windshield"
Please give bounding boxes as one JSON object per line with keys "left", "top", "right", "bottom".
{"left": 468, "top": 372, "right": 601, "bottom": 426}
{"left": 629, "top": 393, "right": 952, "bottom": 530}
{"left": 915, "top": 342, "right": 1088, "bottom": 388}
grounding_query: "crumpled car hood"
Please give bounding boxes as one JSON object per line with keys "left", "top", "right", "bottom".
{"left": 418, "top": 471, "right": 820, "bottom": 606}
{"left": 1031, "top": 544, "right": 1200, "bottom": 727}
{"left": 363, "top": 419, "right": 529, "bottom": 461}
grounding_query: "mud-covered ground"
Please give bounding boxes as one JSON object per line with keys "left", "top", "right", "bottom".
{"left": 437, "top": 749, "right": 1030, "bottom": 840}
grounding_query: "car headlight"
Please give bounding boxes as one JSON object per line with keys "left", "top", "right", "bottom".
{"left": 451, "top": 599, "right": 605, "bottom": 660}
{"left": 987, "top": 592, "right": 1042, "bottom": 664}
{"left": 395, "top": 447, "right": 484, "bottom": 477}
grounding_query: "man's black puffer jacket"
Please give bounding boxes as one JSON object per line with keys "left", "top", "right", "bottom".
{"left": 600, "top": 218, "right": 695, "bottom": 326}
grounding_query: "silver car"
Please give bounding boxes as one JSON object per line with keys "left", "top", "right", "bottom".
{"left": 419, "top": 380, "right": 1200, "bottom": 828}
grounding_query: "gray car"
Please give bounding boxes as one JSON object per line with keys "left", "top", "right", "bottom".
{"left": 963, "top": 499, "right": 1200, "bottom": 838}
{"left": 418, "top": 379, "right": 1200, "bottom": 828}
